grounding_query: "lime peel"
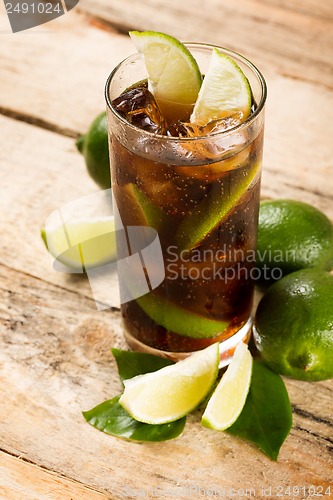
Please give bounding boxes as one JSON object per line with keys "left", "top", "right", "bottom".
{"left": 136, "top": 293, "right": 228, "bottom": 339}
{"left": 42, "top": 216, "right": 117, "bottom": 270}
{"left": 190, "top": 47, "right": 252, "bottom": 127}
{"left": 129, "top": 30, "right": 202, "bottom": 105}
{"left": 119, "top": 343, "right": 220, "bottom": 424}
{"left": 202, "top": 342, "right": 253, "bottom": 430}
{"left": 176, "top": 160, "right": 261, "bottom": 251}
{"left": 122, "top": 183, "right": 169, "bottom": 231}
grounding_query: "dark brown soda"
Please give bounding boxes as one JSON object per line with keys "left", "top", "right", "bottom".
{"left": 110, "top": 83, "right": 263, "bottom": 354}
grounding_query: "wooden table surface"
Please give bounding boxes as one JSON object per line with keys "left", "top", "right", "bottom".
{"left": 0, "top": 1, "right": 332, "bottom": 498}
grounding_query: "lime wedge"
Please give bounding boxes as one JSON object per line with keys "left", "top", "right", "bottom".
{"left": 42, "top": 217, "right": 116, "bottom": 270}
{"left": 129, "top": 31, "right": 202, "bottom": 109}
{"left": 119, "top": 343, "right": 220, "bottom": 424}
{"left": 136, "top": 293, "right": 228, "bottom": 339}
{"left": 120, "top": 183, "right": 168, "bottom": 231}
{"left": 176, "top": 160, "right": 261, "bottom": 251}
{"left": 202, "top": 342, "right": 252, "bottom": 430}
{"left": 191, "top": 48, "right": 252, "bottom": 126}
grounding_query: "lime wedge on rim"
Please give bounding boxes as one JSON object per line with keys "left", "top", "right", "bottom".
{"left": 129, "top": 31, "right": 202, "bottom": 106}
{"left": 191, "top": 48, "right": 252, "bottom": 126}
{"left": 42, "top": 216, "right": 117, "bottom": 270}
{"left": 202, "top": 342, "right": 252, "bottom": 430}
{"left": 119, "top": 343, "right": 220, "bottom": 424}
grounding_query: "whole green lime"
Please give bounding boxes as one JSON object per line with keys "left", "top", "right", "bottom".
{"left": 254, "top": 269, "right": 333, "bottom": 381}
{"left": 76, "top": 112, "right": 110, "bottom": 189}
{"left": 257, "top": 200, "right": 333, "bottom": 281}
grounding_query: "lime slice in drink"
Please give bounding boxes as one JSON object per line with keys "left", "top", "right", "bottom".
{"left": 176, "top": 160, "right": 261, "bottom": 251}
{"left": 129, "top": 31, "right": 202, "bottom": 117}
{"left": 120, "top": 183, "right": 168, "bottom": 231}
{"left": 191, "top": 48, "right": 252, "bottom": 126}
{"left": 136, "top": 293, "right": 228, "bottom": 339}
{"left": 42, "top": 216, "right": 117, "bottom": 271}
{"left": 202, "top": 342, "right": 252, "bottom": 430}
{"left": 119, "top": 343, "right": 220, "bottom": 424}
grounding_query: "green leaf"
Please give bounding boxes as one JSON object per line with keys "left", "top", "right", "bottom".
{"left": 112, "top": 348, "right": 174, "bottom": 383}
{"left": 83, "top": 351, "right": 183, "bottom": 442}
{"left": 83, "top": 395, "right": 186, "bottom": 442}
{"left": 227, "top": 361, "right": 292, "bottom": 460}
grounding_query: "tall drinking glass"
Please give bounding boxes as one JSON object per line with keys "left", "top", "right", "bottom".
{"left": 105, "top": 44, "right": 267, "bottom": 366}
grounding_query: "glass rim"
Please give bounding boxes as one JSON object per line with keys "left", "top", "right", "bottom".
{"left": 105, "top": 42, "right": 267, "bottom": 142}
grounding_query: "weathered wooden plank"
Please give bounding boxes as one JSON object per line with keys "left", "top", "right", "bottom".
{"left": 0, "top": 11, "right": 132, "bottom": 133}
{"left": 78, "top": 0, "right": 333, "bottom": 89}
{"left": 262, "top": 0, "right": 333, "bottom": 21}
{"left": 0, "top": 452, "right": 109, "bottom": 499}
{"left": 0, "top": 3, "right": 332, "bottom": 497}
{"left": 263, "top": 73, "right": 333, "bottom": 216}
{"left": 0, "top": 264, "right": 332, "bottom": 496}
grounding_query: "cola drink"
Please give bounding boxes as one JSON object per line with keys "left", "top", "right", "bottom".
{"left": 106, "top": 45, "right": 266, "bottom": 364}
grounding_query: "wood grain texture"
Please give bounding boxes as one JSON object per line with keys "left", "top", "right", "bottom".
{"left": 261, "top": 0, "right": 333, "bottom": 21}
{"left": 0, "top": 264, "right": 332, "bottom": 498}
{"left": 78, "top": 0, "right": 333, "bottom": 89}
{"left": 0, "top": 2, "right": 333, "bottom": 497}
{"left": 0, "top": 11, "right": 132, "bottom": 133}
{"left": 0, "top": 452, "right": 109, "bottom": 499}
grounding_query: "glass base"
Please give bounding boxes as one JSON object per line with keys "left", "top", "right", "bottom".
{"left": 124, "top": 316, "right": 253, "bottom": 368}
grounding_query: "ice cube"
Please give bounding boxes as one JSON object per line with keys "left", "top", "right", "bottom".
{"left": 169, "top": 112, "right": 244, "bottom": 138}
{"left": 168, "top": 112, "right": 251, "bottom": 175}
{"left": 167, "top": 121, "right": 202, "bottom": 138}
{"left": 166, "top": 113, "right": 244, "bottom": 145}
{"left": 202, "top": 113, "right": 244, "bottom": 134}
{"left": 112, "top": 86, "right": 167, "bottom": 134}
